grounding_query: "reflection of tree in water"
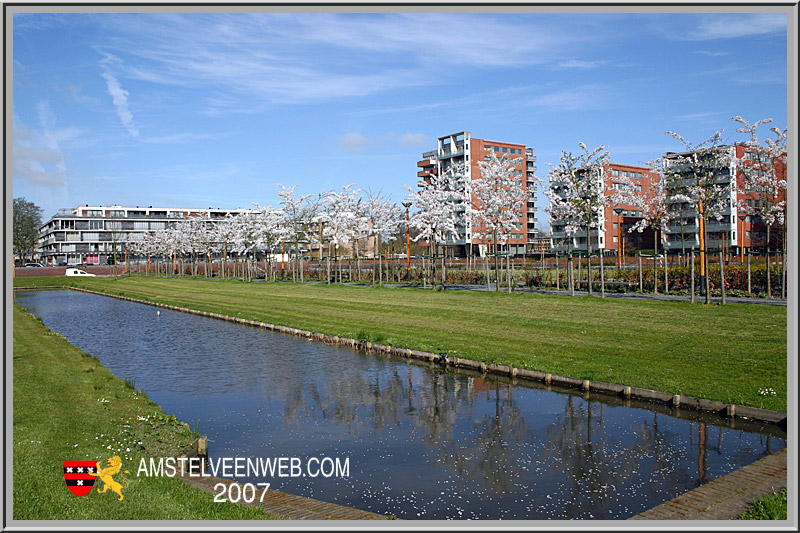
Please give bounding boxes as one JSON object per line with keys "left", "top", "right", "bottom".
{"left": 409, "top": 374, "right": 536, "bottom": 496}
{"left": 264, "top": 357, "right": 775, "bottom": 517}
{"left": 281, "top": 364, "right": 413, "bottom": 434}
{"left": 277, "top": 362, "right": 536, "bottom": 496}
{"left": 540, "top": 395, "right": 686, "bottom": 519}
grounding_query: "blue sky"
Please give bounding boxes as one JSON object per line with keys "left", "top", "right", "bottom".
{"left": 12, "top": 10, "right": 789, "bottom": 226}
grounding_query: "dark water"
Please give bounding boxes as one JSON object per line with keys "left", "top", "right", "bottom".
{"left": 15, "top": 289, "right": 785, "bottom": 520}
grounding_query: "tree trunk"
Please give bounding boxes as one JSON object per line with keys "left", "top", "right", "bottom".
{"left": 600, "top": 250, "right": 605, "bottom": 298}
{"left": 484, "top": 251, "right": 491, "bottom": 291}
{"left": 441, "top": 250, "right": 446, "bottom": 289}
{"left": 493, "top": 233, "right": 500, "bottom": 292}
{"left": 431, "top": 242, "right": 438, "bottom": 290}
{"left": 690, "top": 248, "right": 695, "bottom": 303}
{"left": 507, "top": 248, "right": 512, "bottom": 293}
{"left": 781, "top": 230, "right": 786, "bottom": 300}
{"left": 765, "top": 226, "right": 771, "bottom": 297}
{"left": 703, "top": 217, "right": 710, "bottom": 305}
{"left": 555, "top": 254, "right": 560, "bottom": 290}
{"left": 719, "top": 250, "right": 726, "bottom": 305}
{"left": 653, "top": 234, "right": 659, "bottom": 295}
{"left": 587, "top": 226, "right": 593, "bottom": 295}
{"left": 373, "top": 238, "right": 378, "bottom": 286}
{"left": 569, "top": 253, "right": 575, "bottom": 296}
{"left": 638, "top": 253, "right": 642, "bottom": 292}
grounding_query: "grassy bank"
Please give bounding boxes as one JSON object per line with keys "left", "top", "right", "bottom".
{"left": 12, "top": 304, "right": 280, "bottom": 520}
{"left": 14, "top": 276, "right": 787, "bottom": 411}
{"left": 739, "top": 488, "right": 788, "bottom": 520}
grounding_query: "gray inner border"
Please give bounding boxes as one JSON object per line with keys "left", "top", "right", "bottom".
{"left": 5, "top": 2, "right": 797, "bottom": 531}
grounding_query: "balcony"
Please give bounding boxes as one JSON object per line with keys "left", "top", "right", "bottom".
{"left": 438, "top": 148, "right": 465, "bottom": 160}
{"left": 417, "top": 159, "right": 435, "bottom": 168}
{"left": 705, "top": 222, "right": 733, "bottom": 233}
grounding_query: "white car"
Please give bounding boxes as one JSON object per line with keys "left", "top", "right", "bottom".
{"left": 65, "top": 268, "right": 96, "bottom": 277}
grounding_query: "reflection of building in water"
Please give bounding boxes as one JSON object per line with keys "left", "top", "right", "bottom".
{"left": 471, "top": 377, "right": 490, "bottom": 394}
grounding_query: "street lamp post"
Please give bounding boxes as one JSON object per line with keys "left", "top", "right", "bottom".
{"left": 613, "top": 208, "right": 623, "bottom": 269}
{"left": 402, "top": 201, "right": 412, "bottom": 283}
{"left": 737, "top": 214, "right": 747, "bottom": 262}
{"left": 738, "top": 213, "right": 750, "bottom": 293}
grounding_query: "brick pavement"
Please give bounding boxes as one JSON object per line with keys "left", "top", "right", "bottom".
{"left": 630, "top": 448, "right": 787, "bottom": 520}
{"left": 175, "top": 469, "right": 394, "bottom": 520}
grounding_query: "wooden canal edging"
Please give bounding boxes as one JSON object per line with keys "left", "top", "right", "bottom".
{"left": 41, "top": 286, "right": 786, "bottom": 432}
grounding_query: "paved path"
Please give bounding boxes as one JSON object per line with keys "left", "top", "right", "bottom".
{"left": 630, "top": 449, "right": 787, "bottom": 520}
{"left": 300, "top": 280, "right": 787, "bottom": 306}
{"left": 176, "top": 469, "right": 394, "bottom": 520}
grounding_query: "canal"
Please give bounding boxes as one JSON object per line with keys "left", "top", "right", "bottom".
{"left": 15, "top": 289, "right": 785, "bottom": 520}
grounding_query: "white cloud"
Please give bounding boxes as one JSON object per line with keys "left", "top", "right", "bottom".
{"left": 92, "top": 13, "right": 597, "bottom": 112}
{"left": 142, "top": 132, "right": 228, "bottom": 144}
{"left": 396, "top": 133, "right": 428, "bottom": 147}
{"left": 556, "top": 59, "right": 607, "bottom": 69}
{"left": 692, "top": 50, "right": 730, "bottom": 57}
{"left": 13, "top": 107, "right": 68, "bottom": 187}
{"left": 527, "top": 84, "right": 610, "bottom": 112}
{"left": 100, "top": 53, "right": 139, "bottom": 137}
{"left": 338, "top": 133, "right": 367, "bottom": 153}
{"left": 685, "top": 14, "right": 785, "bottom": 41}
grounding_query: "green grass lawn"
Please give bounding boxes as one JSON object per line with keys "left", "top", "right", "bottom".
{"left": 739, "top": 488, "right": 788, "bottom": 520}
{"left": 12, "top": 304, "right": 281, "bottom": 520}
{"left": 14, "top": 275, "right": 787, "bottom": 412}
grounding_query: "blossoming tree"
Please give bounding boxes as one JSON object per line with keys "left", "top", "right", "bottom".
{"left": 663, "top": 129, "right": 734, "bottom": 304}
{"left": 544, "top": 143, "right": 609, "bottom": 295}
{"left": 473, "top": 150, "right": 527, "bottom": 292}
{"left": 405, "top": 162, "right": 466, "bottom": 289}
{"left": 731, "top": 116, "right": 788, "bottom": 298}
{"left": 610, "top": 160, "right": 672, "bottom": 293}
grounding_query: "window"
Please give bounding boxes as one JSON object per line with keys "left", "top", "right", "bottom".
{"left": 89, "top": 220, "right": 103, "bottom": 230}
{"left": 485, "top": 144, "right": 523, "bottom": 155}
{"left": 610, "top": 169, "right": 642, "bottom": 180}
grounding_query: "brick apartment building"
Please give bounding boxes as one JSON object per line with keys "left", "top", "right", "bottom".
{"left": 416, "top": 131, "right": 538, "bottom": 257}
{"left": 550, "top": 163, "right": 659, "bottom": 255}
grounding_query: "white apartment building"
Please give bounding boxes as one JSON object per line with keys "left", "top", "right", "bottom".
{"left": 38, "top": 205, "right": 255, "bottom": 266}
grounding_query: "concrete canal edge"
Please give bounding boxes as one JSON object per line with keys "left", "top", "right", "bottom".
{"left": 15, "top": 286, "right": 788, "bottom": 520}
{"left": 630, "top": 448, "right": 787, "bottom": 520}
